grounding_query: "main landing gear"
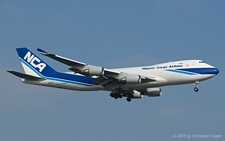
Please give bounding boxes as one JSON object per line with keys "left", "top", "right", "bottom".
{"left": 110, "top": 88, "right": 132, "bottom": 102}
{"left": 194, "top": 81, "right": 200, "bottom": 92}
{"left": 110, "top": 92, "right": 122, "bottom": 99}
{"left": 110, "top": 88, "right": 123, "bottom": 99}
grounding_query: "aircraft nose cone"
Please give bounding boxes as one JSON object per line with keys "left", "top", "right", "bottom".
{"left": 201, "top": 68, "right": 219, "bottom": 75}
{"left": 213, "top": 68, "right": 219, "bottom": 75}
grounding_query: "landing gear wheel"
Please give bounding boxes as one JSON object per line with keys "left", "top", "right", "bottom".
{"left": 194, "top": 87, "right": 199, "bottom": 92}
{"left": 194, "top": 81, "right": 200, "bottom": 92}
{"left": 110, "top": 93, "right": 114, "bottom": 97}
{"left": 110, "top": 88, "right": 124, "bottom": 100}
{"left": 126, "top": 97, "right": 131, "bottom": 102}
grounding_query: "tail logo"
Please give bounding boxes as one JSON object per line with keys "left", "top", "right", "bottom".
{"left": 24, "top": 51, "right": 46, "bottom": 72}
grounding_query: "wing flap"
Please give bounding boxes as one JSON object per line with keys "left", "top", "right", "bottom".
{"left": 93, "top": 75, "right": 156, "bottom": 89}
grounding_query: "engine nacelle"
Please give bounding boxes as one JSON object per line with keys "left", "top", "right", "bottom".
{"left": 122, "top": 74, "right": 141, "bottom": 84}
{"left": 131, "top": 90, "right": 143, "bottom": 98}
{"left": 81, "top": 66, "right": 104, "bottom": 76}
{"left": 142, "top": 88, "right": 162, "bottom": 97}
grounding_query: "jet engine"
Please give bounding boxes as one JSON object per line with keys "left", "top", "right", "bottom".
{"left": 81, "top": 66, "right": 104, "bottom": 76}
{"left": 131, "top": 90, "right": 143, "bottom": 98}
{"left": 121, "top": 74, "right": 141, "bottom": 84}
{"left": 142, "top": 88, "right": 162, "bottom": 97}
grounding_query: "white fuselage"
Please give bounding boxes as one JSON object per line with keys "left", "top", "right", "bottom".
{"left": 22, "top": 60, "right": 218, "bottom": 91}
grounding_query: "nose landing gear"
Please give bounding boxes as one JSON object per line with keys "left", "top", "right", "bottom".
{"left": 194, "top": 81, "right": 200, "bottom": 92}
{"left": 194, "top": 87, "right": 199, "bottom": 92}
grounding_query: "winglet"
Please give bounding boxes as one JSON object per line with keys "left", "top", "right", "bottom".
{"left": 37, "top": 48, "right": 48, "bottom": 54}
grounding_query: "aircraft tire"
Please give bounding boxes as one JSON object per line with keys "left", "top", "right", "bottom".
{"left": 126, "top": 97, "right": 131, "bottom": 102}
{"left": 194, "top": 87, "right": 199, "bottom": 92}
{"left": 110, "top": 93, "right": 115, "bottom": 97}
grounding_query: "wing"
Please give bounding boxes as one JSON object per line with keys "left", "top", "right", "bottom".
{"left": 37, "top": 48, "right": 156, "bottom": 89}
{"left": 37, "top": 48, "right": 120, "bottom": 76}
{"left": 37, "top": 48, "right": 86, "bottom": 67}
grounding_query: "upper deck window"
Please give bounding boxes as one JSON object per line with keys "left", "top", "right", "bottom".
{"left": 199, "top": 61, "right": 205, "bottom": 63}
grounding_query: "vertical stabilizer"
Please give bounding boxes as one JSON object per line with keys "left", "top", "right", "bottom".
{"left": 16, "top": 47, "right": 57, "bottom": 78}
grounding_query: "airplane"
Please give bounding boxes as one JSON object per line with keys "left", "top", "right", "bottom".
{"left": 8, "top": 47, "right": 219, "bottom": 102}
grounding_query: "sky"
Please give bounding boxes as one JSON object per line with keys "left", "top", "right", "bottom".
{"left": 0, "top": 0, "right": 225, "bottom": 140}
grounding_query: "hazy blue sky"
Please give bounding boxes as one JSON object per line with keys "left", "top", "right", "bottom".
{"left": 1, "top": 0, "right": 224, "bottom": 140}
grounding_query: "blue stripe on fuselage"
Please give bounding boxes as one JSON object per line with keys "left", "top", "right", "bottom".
{"left": 166, "top": 68, "right": 219, "bottom": 75}
{"left": 20, "top": 58, "right": 97, "bottom": 86}
{"left": 166, "top": 69, "right": 197, "bottom": 75}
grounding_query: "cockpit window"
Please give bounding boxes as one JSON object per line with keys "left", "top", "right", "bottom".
{"left": 199, "top": 61, "right": 205, "bottom": 63}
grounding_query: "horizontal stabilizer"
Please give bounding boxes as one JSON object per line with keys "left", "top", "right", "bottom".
{"left": 7, "top": 70, "right": 45, "bottom": 80}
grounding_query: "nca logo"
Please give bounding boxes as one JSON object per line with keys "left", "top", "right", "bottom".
{"left": 24, "top": 51, "right": 46, "bottom": 72}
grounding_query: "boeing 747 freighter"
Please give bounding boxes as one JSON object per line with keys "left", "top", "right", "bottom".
{"left": 8, "top": 48, "right": 219, "bottom": 102}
